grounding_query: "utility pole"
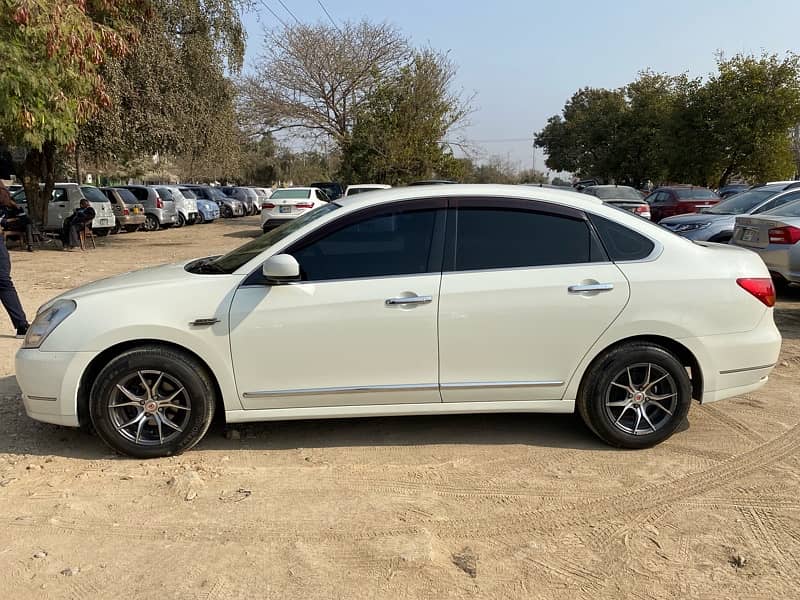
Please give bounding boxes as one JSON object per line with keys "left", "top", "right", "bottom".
{"left": 531, "top": 134, "right": 537, "bottom": 173}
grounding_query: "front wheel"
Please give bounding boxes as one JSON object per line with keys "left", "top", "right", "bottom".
{"left": 577, "top": 343, "right": 692, "bottom": 449}
{"left": 195, "top": 212, "right": 205, "bottom": 225}
{"left": 175, "top": 213, "right": 186, "bottom": 228}
{"left": 89, "top": 345, "right": 217, "bottom": 458}
{"left": 222, "top": 205, "right": 233, "bottom": 218}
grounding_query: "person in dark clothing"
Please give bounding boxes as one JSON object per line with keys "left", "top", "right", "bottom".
{"left": 0, "top": 184, "right": 28, "bottom": 338}
{"left": 61, "top": 199, "right": 96, "bottom": 250}
{"left": 0, "top": 186, "right": 33, "bottom": 252}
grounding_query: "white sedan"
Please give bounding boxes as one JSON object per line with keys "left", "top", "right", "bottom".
{"left": 344, "top": 184, "right": 392, "bottom": 196}
{"left": 260, "top": 187, "right": 328, "bottom": 232}
{"left": 16, "top": 185, "right": 781, "bottom": 458}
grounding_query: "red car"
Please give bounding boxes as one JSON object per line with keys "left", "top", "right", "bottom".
{"left": 645, "top": 186, "right": 720, "bottom": 222}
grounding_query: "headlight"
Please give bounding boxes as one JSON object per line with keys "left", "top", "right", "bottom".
{"left": 22, "top": 299, "right": 77, "bottom": 349}
{"left": 674, "top": 222, "right": 712, "bottom": 232}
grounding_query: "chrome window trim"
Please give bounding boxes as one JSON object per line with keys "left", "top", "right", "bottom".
{"left": 441, "top": 262, "right": 613, "bottom": 276}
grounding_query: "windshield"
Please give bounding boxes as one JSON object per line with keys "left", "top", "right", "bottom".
{"left": 706, "top": 189, "right": 774, "bottom": 214}
{"left": 179, "top": 188, "right": 197, "bottom": 199}
{"left": 200, "top": 202, "right": 341, "bottom": 273}
{"left": 761, "top": 198, "right": 800, "bottom": 217}
{"left": 674, "top": 188, "right": 718, "bottom": 199}
{"left": 208, "top": 188, "right": 229, "bottom": 201}
{"left": 590, "top": 187, "right": 642, "bottom": 200}
{"left": 271, "top": 189, "right": 311, "bottom": 199}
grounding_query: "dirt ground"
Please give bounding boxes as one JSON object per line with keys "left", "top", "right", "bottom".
{"left": 1, "top": 217, "right": 799, "bottom": 599}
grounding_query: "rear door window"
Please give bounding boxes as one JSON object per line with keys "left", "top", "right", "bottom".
{"left": 588, "top": 214, "right": 655, "bottom": 261}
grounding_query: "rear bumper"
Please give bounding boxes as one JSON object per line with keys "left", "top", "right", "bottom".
{"left": 117, "top": 214, "right": 146, "bottom": 227}
{"left": 756, "top": 246, "right": 800, "bottom": 283}
{"left": 680, "top": 311, "right": 782, "bottom": 404}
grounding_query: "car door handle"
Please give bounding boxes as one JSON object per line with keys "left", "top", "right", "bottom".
{"left": 385, "top": 295, "right": 433, "bottom": 306}
{"left": 568, "top": 283, "right": 614, "bottom": 293}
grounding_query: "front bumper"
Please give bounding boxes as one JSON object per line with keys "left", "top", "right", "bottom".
{"left": 15, "top": 349, "right": 97, "bottom": 427}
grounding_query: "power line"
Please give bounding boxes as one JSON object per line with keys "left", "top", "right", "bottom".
{"left": 258, "top": 0, "right": 288, "bottom": 28}
{"left": 276, "top": 0, "right": 301, "bottom": 24}
{"left": 316, "top": 0, "right": 341, "bottom": 32}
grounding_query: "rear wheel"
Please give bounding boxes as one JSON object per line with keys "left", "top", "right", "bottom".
{"left": 222, "top": 205, "right": 233, "bottom": 218}
{"left": 175, "top": 213, "right": 186, "bottom": 228}
{"left": 143, "top": 215, "right": 159, "bottom": 231}
{"left": 93, "top": 228, "right": 111, "bottom": 237}
{"left": 89, "top": 345, "right": 217, "bottom": 458}
{"left": 195, "top": 212, "right": 205, "bottom": 225}
{"left": 577, "top": 343, "right": 692, "bottom": 449}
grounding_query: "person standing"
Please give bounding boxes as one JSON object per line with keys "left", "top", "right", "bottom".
{"left": 0, "top": 186, "right": 33, "bottom": 252}
{"left": 0, "top": 183, "right": 28, "bottom": 338}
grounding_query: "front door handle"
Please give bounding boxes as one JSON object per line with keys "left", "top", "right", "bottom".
{"left": 385, "top": 295, "right": 433, "bottom": 306}
{"left": 568, "top": 283, "right": 614, "bottom": 294}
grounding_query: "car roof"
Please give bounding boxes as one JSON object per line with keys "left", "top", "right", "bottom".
{"left": 585, "top": 184, "right": 637, "bottom": 189}
{"left": 274, "top": 187, "right": 316, "bottom": 191}
{"left": 335, "top": 183, "right": 602, "bottom": 211}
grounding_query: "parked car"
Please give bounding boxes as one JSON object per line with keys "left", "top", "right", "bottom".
{"left": 184, "top": 185, "right": 244, "bottom": 218}
{"left": 222, "top": 186, "right": 260, "bottom": 215}
{"left": 100, "top": 187, "right": 146, "bottom": 233}
{"left": 581, "top": 185, "right": 651, "bottom": 220}
{"left": 572, "top": 179, "right": 600, "bottom": 191}
{"left": 344, "top": 184, "right": 391, "bottom": 196}
{"left": 8, "top": 184, "right": 21, "bottom": 194}
{"left": 179, "top": 188, "right": 218, "bottom": 224}
{"left": 159, "top": 186, "right": 198, "bottom": 227}
{"left": 119, "top": 185, "right": 178, "bottom": 231}
{"left": 645, "top": 186, "right": 720, "bottom": 222}
{"left": 309, "top": 181, "right": 343, "bottom": 200}
{"left": 718, "top": 183, "right": 750, "bottom": 198}
{"left": 16, "top": 184, "right": 780, "bottom": 458}
{"left": 12, "top": 183, "right": 116, "bottom": 236}
{"left": 260, "top": 187, "right": 328, "bottom": 232}
{"left": 731, "top": 199, "right": 800, "bottom": 288}
{"left": 659, "top": 183, "right": 800, "bottom": 242}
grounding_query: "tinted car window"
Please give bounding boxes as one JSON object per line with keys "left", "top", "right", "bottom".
{"left": 179, "top": 188, "right": 197, "bottom": 200}
{"left": 761, "top": 197, "right": 800, "bottom": 217}
{"left": 454, "top": 208, "right": 600, "bottom": 271}
{"left": 707, "top": 189, "right": 774, "bottom": 214}
{"left": 291, "top": 208, "right": 439, "bottom": 282}
{"left": 271, "top": 189, "right": 312, "bottom": 200}
{"left": 589, "top": 214, "right": 655, "bottom": 261}
{"left": 156, "top": 187, "right": 173, "bottom": 201}
{"left": 81, "top": 186, "right": 109, "bottom": 202}
{"left": 126, "top": 187, "right": 148, "bottom": 202}
{"left": 114, "top": 189, "right": 138, "bottom": 204}
{"left": 589, "top": 187, "right": 643, "bottom": 200}
{"left": 754, "top": 191, "right": 800, "bottom": 214}
{"left": 674, "top": 188, "right": 718, "bottom": 199}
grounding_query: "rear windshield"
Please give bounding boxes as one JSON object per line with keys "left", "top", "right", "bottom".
{"left": 81, "top": 186, "right": 110, "bottom": 202}
{"left": 271, "top": 189, "right": 311, "bottom": 199}
{"left": 589, "top": 187, "right": 642, "bottom": 200}
{"left": 706, "top": 189, "right": 774, "bottom": 214}
{"left": 114, "top": 188, "right": 138, "bottom": 204}
{"left": 674, "top": 188, "right": 718, "bottom": 199}
{"left": 179, "top": 188, "right": 197, "bottom": 199}
{"left": 761, "top": 199, "right": 800, "bottom": 217}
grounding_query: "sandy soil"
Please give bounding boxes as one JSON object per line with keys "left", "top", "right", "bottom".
{"left": 0, "top": 217, "right": 799, "bottom": 599}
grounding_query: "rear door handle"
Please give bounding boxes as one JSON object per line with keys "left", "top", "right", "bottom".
{"left": 385, "top": 295, "right": 433, "bottom": 306}
{"left": 568, "top": 283, "right": 614, "bottom": 293}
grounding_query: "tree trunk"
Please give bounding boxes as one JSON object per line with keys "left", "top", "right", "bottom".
{"left": 18, "top": 141, "right": 58, "bottom": 227}
{"left": 718, "top": 163, "right": 735, "bottom": 189}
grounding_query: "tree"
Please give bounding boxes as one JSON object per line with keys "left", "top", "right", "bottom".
{"left": 241, "top": 19, "right": 409, "bottom": 143}
{"left": 337, "top": 50, "right": 469, "bottom": 185}
{"left": 0, "top": 0, "right": 148, "bottom": 224}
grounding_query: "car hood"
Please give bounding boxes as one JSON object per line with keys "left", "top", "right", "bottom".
{"left": 660, "top": 213, "right": 731, "bottom": 225}
{"left": 40, "top": 260, "right": 203, "bottom": 310}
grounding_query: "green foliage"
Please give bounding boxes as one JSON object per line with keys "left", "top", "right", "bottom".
{"left": 536, "top": 53, "right": 800, "bottom": 188}
{"left": 338, "top": 50, "right": 468, "bottom": 185}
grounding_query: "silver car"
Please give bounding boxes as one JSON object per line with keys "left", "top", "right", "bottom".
{"left": 119, "top": 185, "right": 179, "bottom": 231}
{"left": 660, "top": 183, "right": 800, "bottom": 242}
{"left": 732, "top": 199, "right": 800, "bottom": 287}
{"left": 222, "top": 186, "right": 260, "bottom": 216}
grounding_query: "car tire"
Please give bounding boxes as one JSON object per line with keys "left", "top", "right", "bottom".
{"left": 143, "top": 215, "right": 159, "bottom": 231}
{"left": 222, "top": 205, "right": 233, "bottom": 218}
{"left": 577, "top": 342, "right": 692, "bottom": 449}
{"left": 93, "top": 228, "right": 111, "bottom": 237}
{"left": 125, "top": 225, "right": 140, "bottom": 233}
{"left": 175, "top": 213, "right": 186, "bottom": 228}
{"left": 195, "top": 212, "right": 205, "bottom": 225}
{"left": 89, "top": 345, "right": 217, "bottom": 458}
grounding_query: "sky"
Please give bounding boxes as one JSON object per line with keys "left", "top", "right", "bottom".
{"left": 242, "top": 0, "right": 800, "bottom": 175}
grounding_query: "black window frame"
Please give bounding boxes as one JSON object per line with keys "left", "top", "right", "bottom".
{"left": 243, "top": 198, "right": 447, "bottom": 286}
{"left": 442, "top": 197, "right": 607, "bottom": 272}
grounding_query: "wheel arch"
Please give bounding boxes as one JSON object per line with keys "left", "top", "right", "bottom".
{"left": 77, "top": 339, "right": 225, "bottom": 428}
{"left": 578, "top": 335, "right": 704, "bottom": 402}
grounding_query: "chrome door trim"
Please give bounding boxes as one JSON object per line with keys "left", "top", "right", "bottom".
{"left": 385, "top": 295, "right": 433, "bottom": 306}
{"left": 243, "top": 383, "right": 439, "bottom": 399}
{"left": 440, "top": 380, "right": 564, "bottom": 390}
{"left": 567, "top": 283, "right": 614, "bottom": 293}
{"left": 719, "top": 363, "right": 775, "bottom": 375}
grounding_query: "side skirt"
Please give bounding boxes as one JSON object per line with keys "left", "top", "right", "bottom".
{"left": 225, "top": 400, "right": 575, "bottom": 423}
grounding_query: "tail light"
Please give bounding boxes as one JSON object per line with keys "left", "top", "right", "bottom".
{"left": 156, "top": 197, "right": 164, "bottom": 209}
{"left": 634, "top": 205, "right": 651, "bottom": 216}
{"left": 261, "top": 202, "right": 275, "bottom": 209}
{"left": 767, "top": 226, "right": 800, "bottom": 245}
{"left": 296, "top": 202, "right": 314, "bottom": 209}
{"left": 123, "top": 208, "right": 129, "bottom": 216}
{"left": 737, "top": 278, "right": 776, "bottom": 307}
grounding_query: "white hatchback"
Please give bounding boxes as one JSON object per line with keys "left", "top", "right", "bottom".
{"left": 16, "top": 185, "right": 781, "bottom": 458}
{"left": 260, "top": 187, "right": 329, "bottom": 232}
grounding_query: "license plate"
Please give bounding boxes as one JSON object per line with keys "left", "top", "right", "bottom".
{"left": 279, "top": 205, "right": 292, "bottom": 213}
{"left": 742, "top": 228, "right": 757, "bottom": 242}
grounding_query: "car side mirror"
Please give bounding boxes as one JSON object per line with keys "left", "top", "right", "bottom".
{"left": 262, "top": 254, "right": 300, "bottom": 284}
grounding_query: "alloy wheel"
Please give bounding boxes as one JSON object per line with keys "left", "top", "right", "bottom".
{"left": 604, "top": 363, "right": 678, "bottom": 436}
